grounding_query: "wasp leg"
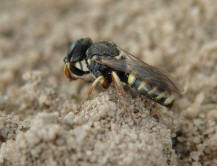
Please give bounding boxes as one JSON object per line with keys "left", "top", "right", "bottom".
{"left": 111, "top": 71, "right": 126, "bottom": 97}
{"left": 111, "top": 72, "right": 136, "bottom": 124}
{"left": 85, "top": 76, "right": 107, "bottom": 100}
{"left": 75, "top": 76, "right": 107, "bottom": 114}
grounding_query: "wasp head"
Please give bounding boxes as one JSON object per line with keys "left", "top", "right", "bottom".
{"left": 64, "top": 38, "right": 92, "bottom": 64}
{"left": 64, "top": 38, "right": 92, "bottom": 80}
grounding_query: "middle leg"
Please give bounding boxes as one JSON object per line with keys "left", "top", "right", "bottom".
{"left": 75, "top": 75, "right": 108, "bottom": 114}
{"left": 111, "top": 71, "right": 136, "bottom": 124}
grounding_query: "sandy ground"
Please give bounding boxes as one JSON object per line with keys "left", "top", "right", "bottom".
{"left": 0, "top": 0, "right": 217, "bottom": 166}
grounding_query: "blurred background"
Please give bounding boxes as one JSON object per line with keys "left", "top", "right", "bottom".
{"left": 0, "top": 0, "right": 216, "bottom": 166}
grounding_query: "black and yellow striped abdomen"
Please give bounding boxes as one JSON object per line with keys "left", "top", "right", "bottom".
{"left": 127, "top": 73, "right": 175, "bottom": 108}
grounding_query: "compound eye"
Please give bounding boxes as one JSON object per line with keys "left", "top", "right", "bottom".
{"left": 67, "top": 42, "right": 77, "bottom": 56}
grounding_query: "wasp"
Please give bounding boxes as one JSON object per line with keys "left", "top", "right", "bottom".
{"left": 64, "top": 38, "right": 181, "bottom": 111}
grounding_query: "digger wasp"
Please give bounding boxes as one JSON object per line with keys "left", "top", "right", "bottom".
{"left": 64, "top": 38, "right": 181, "bottom": 113}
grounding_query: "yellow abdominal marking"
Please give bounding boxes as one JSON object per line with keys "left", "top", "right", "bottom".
{"left": 164, "top": 95, "right": 174, "bottom": 105}
{"left": 87, "top": 59, "right": 91, "bottom": 64}
{"left": 156, "top": 91, "right": 166, "bottom": 100}
{"left": 128, "top": 73, "right": 136, "bottom": 85}
{"left": 148, "top": 86, "right": 158, "bottom": 95}
{"left": 115, "top": 51, "right": 123, "bottom": 59}
{"left": 137, "top": 81, "right": 147, "bottom": 91}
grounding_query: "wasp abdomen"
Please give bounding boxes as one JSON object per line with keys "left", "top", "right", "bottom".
{"left": 127, "top": 73, "right": 174, "bottom": 108}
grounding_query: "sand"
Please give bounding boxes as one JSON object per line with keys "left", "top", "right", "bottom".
{"left": 0, "top": 0, "right": 216, "bottom": 166}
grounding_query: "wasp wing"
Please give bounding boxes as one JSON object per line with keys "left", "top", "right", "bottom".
{"left": 95, "top": 48, "right": 181, "bottom": 95}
